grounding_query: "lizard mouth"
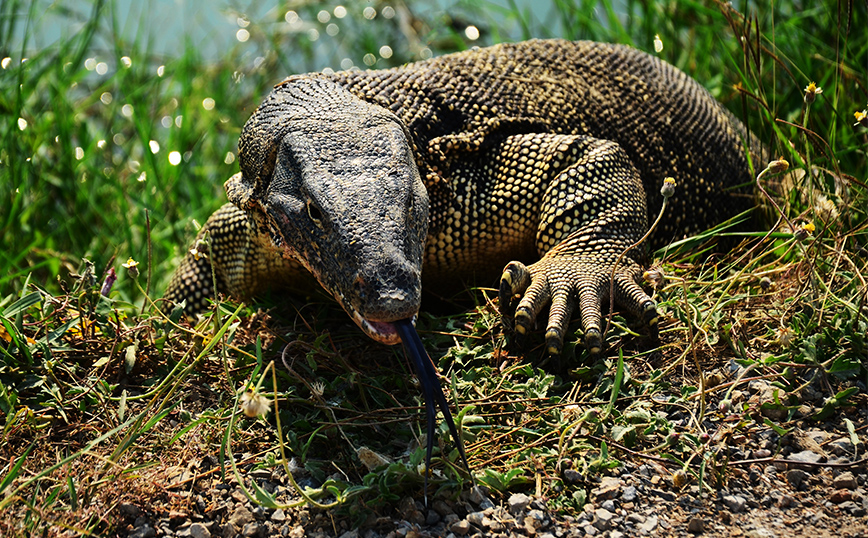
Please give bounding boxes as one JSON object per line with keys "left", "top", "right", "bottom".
{"left": 351, "top": 310, "right": 404, "bottom": 345}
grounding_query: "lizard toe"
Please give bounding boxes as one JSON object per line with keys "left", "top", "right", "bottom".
{"left": 544, "top": 291, "right": 576, "bottom": 355}
{"left": 612, "top": 271, "right": 658, "bottom": 337}
{"left": 576, "top": 280, "right": 606, "bottom": 354}
{"left": 584, "top": 327, "right": 603, "bottom": 355}
{"left": 513, "top": 276, "right": 551, "bottom": 338}
{"left": 499, "top": 261, "right": 532, "bottom": 319}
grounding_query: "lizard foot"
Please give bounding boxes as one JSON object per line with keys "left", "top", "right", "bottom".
{"left": 498, "top": 251, "right": 657, "bottom": 355}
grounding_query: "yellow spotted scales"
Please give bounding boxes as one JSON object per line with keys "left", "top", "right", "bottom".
{"left": 165, "top": 39, "right": 755, "bottom": 355}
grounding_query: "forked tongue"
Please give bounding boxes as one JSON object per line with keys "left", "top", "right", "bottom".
{"left": 394, "top": 318, "right": 471, "bottom": 504}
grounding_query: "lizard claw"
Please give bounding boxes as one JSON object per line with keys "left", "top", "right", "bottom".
{"left": 498, "top": 252, "right": 657, "bottom": 355}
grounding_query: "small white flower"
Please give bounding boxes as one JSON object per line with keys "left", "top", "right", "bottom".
{"left": 814, "top": 194, "right": 839, "bottom": 223}
{"left": 240, "top": 388, "right": 271, "bottom": 417}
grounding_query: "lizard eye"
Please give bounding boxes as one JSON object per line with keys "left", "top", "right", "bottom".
{"left": 306, "top": 200, "right": 323, "bottom": 226}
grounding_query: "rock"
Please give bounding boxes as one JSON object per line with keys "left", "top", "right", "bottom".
{"left": 687, "top": 517, "right": 704, "bottom": 533}
{"left": 271, "top": 509, "right": 286, "bottom": 522}
{"left": 337, "top": 531, "right": 358, "bottom": 538}
{"left": 508, "top": 493, "right": 532, "bottom": 515}
{"left": 425, "top": 510, "right": 440, "bottom": 525}
{"left": 466, "top": 511, "right": 484, "bottom": 526}
{"left": 469, "top": 485, "right": 491, "bottom": 507}
{"left": 626, "top": 513, "right": 645, "bottom": 524}
{"left": 638, "top": 515, "right": 658, "bottom": 533}
{"left": 838, "top": 501, "right": 866, "bottom": 516}
{"left": 228, "top": 506, "right": 254, "bottom": 528}
{"left": 449, "top": 519, "right": 471, "bottom": 536}
{"left": 829, "top": 437, "right": 855, "bottom": 456}
{"left": 593, "top": 508, "right": 615, "bottom": 531}
{"left": 745, "top": 528, "right": 776, "bottom": 538}
{"left": 119, "top": 503, "right": 141, "bottom": 517}
{"left": 128, "top": 525, "right": 156, "bottom": 538}
{"left": 563, "top": 469, "right": 582, "bottom": 486}
{"left": 486, "top": 516, "right": 505, "bottom": 533}
{"left": 650, "top": 488, "right": 676, "bottom": 501}
{"left": 621, "top": 485, "right": 637, "bottom": 503}
{"left": 189, "top": 523, "right": 211, "bottom": 538}
{"left": 723, "top": 494, "right": 747, "bottom": 513}
{"left": 786, "top": 469, "right": 810, "bottom": 488}
{"left": 432, "top": 500, "right": 453, "bottom": 517}
{"left": 787, "top": 450, "right": 823, "bottom": 470}
{"left": 778, "top": 494, "right": 796, "bottom": 508}
{"left": 830, "top": 489, "right": 852, "bottom": 503}
{"left": 833, "top": 471, "right": 858, "bottom": 490}
{"left": 241, "top": 522, "right": 260, "bottom": 537}
{"left": 592, "top": 476, "right": 621, "bottom": 499}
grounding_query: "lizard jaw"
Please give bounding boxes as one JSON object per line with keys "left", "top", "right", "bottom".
{"left": 351, "top": 310, "right": 405, "bottom": 345}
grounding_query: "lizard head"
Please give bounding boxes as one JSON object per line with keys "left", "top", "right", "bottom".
{"left": 227, "top": 77, "right": 429, "bottom": 345}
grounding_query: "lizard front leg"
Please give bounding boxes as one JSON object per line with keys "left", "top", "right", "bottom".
{"left": 498, "top": 136, "right": 658, "bottom": 355}
{"left": 164, "top": 202, "right": 310, "bottom": 313}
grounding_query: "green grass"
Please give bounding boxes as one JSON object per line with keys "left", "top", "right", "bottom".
{"left": 1, "top": 0, "right": 867, "bottom": 536}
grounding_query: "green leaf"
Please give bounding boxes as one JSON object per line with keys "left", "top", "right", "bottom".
{"left": 0, "top": 291, "right": 42, "bottom": 318}
{"left": 250, "top": 479, "right": 282, "bottom": 509}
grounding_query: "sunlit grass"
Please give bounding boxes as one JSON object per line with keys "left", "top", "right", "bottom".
{"left": 1, "top": 0, "right": 866, "bottom": 536}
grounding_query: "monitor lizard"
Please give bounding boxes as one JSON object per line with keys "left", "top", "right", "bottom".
{"left": 163, "top": 39, "right": 757, "bottom": 492}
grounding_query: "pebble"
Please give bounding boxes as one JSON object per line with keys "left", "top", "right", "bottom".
{"left": 128, "top": 525, "right": 156, "bottom": 538}
{"left": 778, "top": 494, "right": 796, "bottom": 508}
{"left": 228, "top": 505, "right": 254, "bottom": 528}
{"left": 745, "top": 528, "right": 777, "bottom": 538}
{"left": 621, "top": 485, "right": 637, "bottom": 503}
{"left": 833, "top": 471, "right": 858, "bottom": 490}
{"left": 425, "top": 509, "right": 440, "bottom": 525}
{"left": 449, "top": 519, "right": 470, "bottom": 536}
{"left": 687, "top": 516, "right": 704, "bottom": 533}
{"left": 829, "top": 437, "right": 855, "bottom": 456}
{"left": 466, "top": 511, "right": 484, "bottom": 526}
{"left": 838, "top": 501, "right": 866, "bottom": 516}
{"left": 829, "top": 489, "right": 852, "bottom": 503}
{"left": 593, "top": 508, "right": 615, "bottom": 531}
{"left": 119, "top": 503, "right": 141, "bottom": 516}
{"left": 189, "top": 523, "right": 211, "bottom": 538}
{"left": 508, "top": 492, "right": 531, "bottom": 515}
{"left": 592, "top": 476, "right": 621, "bottom": 499}
{"left": 638, "top": 515, "right": 658, "bottom": 533}
{"left": 787, "top": 450, "right": 823, "bottom": 469}
{"left": 723, "top": 494, "right": 747, "bottom": 513}
{"left": 786, "top": 469, "right": 810, "bottom": 488}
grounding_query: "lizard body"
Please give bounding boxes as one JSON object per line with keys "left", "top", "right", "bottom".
{"left": 164, "top": 40, "right": 757, "bottom": 495}
{"left": 166, "top": 39, "right": 754, "bottom": 354}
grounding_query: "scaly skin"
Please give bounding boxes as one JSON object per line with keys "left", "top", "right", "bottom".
{"left": 165, "top": 39, "right": 755, "bottom": 354}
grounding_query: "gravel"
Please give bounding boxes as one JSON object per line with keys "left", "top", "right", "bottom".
{"left": 119, "top": 430, "right": 867, "bottom": 538}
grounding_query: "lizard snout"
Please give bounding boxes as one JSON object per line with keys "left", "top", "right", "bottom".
{"left": 350, "top": 258, "right": 421, "bottom": 322}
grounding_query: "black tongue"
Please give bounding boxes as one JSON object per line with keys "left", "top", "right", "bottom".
{"left": 394, "top": 318, "right": 471, "bottom": 504}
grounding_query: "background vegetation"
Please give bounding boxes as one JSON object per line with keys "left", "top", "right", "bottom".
{"left": 1, "top": 0, "right": 866, "bottom": 536}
